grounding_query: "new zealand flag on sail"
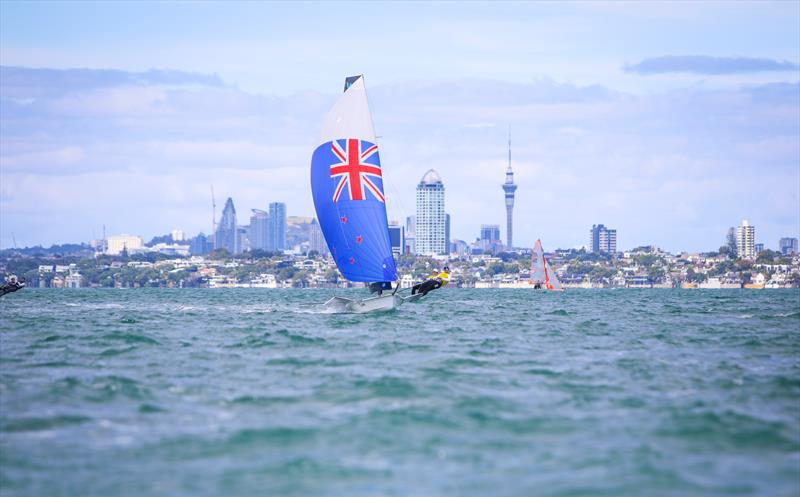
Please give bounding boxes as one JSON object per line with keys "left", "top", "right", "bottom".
{"left": 311, "top": 139, "right": 398, "bottom": 283}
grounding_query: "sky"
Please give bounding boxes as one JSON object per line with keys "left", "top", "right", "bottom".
{"left": 1, "top": 1, "right": 799, "bottom": 252}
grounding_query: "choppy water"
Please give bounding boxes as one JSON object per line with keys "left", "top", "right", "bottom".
{"left": 1, "top": 289, "right": 798, "bottom": 497}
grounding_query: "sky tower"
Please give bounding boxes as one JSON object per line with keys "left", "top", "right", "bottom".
{"left": 502, "top": 126, "right": 518, "bottom": 249}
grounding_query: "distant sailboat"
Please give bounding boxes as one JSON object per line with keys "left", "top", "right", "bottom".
{"left": 310, "top": 75, "right": 404, "bottom": 312}
{"left": 531, "top": 239, "right": 563, "bottom": 291}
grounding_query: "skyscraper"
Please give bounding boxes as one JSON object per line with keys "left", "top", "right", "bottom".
{"left": 215, "top": 198, "right": 239, "bottom": 254}
{"left": 237, "top": 225, "right": 250, "bottom": 253}
{"left": 445, "top": 213, "right": 451, "bottom": 255}
{"left": 589, "top": 224, "right": 617, "bottom": 254}
{"left": 388, "top": 222, "right": 405, "bottom": 258}
{"left": 779, "top": 237, "right": 798, "bottom": 256}
{"left": 249, "top": 209, "right": 269, "bottom": 250}
{"left": 736, "top": 219, "right": 756, "bottom": 259}
{"left": 480, "top": 224, "right": 501, "bottom": 254}
{"left": 309, "top": 217, "right": 328, "bottom": 255}
{"left": 406, "top": 215, "right": 416, "bottom": 237}
{"left": 481, "top": 224, "right": 501, "bottom": 243}
{"left": 415, "top": 169, "right": 447, "bottom": 255}
{"left": 502, "top": 127, "right": 518, "bottom": 249}
{"left": 189, "top": 233, "right": 210, "bottom": 255}
{"left": 405, "top": 215, "right": 416, "bottom": 254}
{"left": 267, "top": 202, "right": 287, "bottom": 251}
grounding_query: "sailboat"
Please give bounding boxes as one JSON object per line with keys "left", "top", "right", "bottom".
{"left": 310, "top": 75, "right": 406, "bottom": 313}
{"left": 530, "top": 239, "right": 563, "bottom": 291}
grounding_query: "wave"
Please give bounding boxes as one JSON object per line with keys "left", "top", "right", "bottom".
{"left": 102, "top": 331, "right": 160, "bottom": 345}
{"left": 1, "top": 414, "right": 91, "bottom": 433}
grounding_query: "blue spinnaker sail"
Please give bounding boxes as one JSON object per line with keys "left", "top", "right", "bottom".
{"left": 311, "top": 139, "right": 397, "bottom": 282}
{"left": 310, "top": 76, "right": 398, "bottom": 283}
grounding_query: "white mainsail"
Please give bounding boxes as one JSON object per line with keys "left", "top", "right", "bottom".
{"left": 530, "top": 239, "right": 563, "bottom": 291}
{"left": 531, "top": 239, "right": 547, "bottom": 284}
{"left": 319, "top": 76, "right": 376, "bottom": 144}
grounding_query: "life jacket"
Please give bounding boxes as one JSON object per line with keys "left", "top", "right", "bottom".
{"left": 437, "top": 271, "right": 450, "bottom": 286}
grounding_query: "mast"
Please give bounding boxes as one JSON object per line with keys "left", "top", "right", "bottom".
{"left": 531, "top": 239, "right": 546, "bottom": 284}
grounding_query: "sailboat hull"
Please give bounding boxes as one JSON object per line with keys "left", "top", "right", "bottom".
{"left": 324, "top": 294, "right": 403, "bottom": 313}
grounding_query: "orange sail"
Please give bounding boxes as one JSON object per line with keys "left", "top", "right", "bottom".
{"left": 543, "top": 257, "right": 563, "bottom": 291}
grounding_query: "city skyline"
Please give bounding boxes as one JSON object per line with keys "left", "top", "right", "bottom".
{"left": 65, "top": 206, "right": 796, "bottom": 260}
{"left": 1, "top": 2, "right": 799, "bottom": 252}
{"left": 3, "top": 181, "right": 796, "bottom": 257}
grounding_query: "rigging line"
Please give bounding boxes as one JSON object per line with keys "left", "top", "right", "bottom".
{"left": 365, "top": 85, "right": 410, "bottom": 230}
{"left": 376, "top": 137, "right": 412, "bottom": 231}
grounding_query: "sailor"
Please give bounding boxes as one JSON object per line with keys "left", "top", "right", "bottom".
{"left": 411, "top": 266, "right": 450, "bottom": 296}
{"left": 1, "top": 274, "right": 25, "bottom": 297}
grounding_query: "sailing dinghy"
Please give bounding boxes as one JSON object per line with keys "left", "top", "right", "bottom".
{"left": 311, "top": 75, "right": 406, "bottom": 313}
{"left": 531, "top": 239, "right": 563, "bottom": 291}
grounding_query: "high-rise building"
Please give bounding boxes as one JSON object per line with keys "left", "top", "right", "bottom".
{"left": 481, "top": 224, "right": 501, "bottom": 242}
{"left": 189, "top": 233, "right": 210, "bottom": 255}
{"left": 388, "top": 222, "right": 405, "bottom": 258}
{"left": 736, "top": 219, "right": 756, "bottom": 259}
{"left": 249, "top": 209, "right": 269, "bottom": 250}
{"left": 106, "top": 234, "right": 144, "bottom": 255}
{"left": 309, "top": 218, "right": 328, "bottom": 255}
{"left": 267, "top": 202, "right": 287, "bottom": 251}
{"left": 479, "top": 224, "right": 502, "bottom": 254}
{"left": 589, "top": 224, "right": 617, "bottom": 254}
{"left": 215, "top": 197, "right": 239, "bottom": 254}
{"left": 779, "top": 237, "right": 798, "bottom": 256}
{"left": 754, "top": 243, "right": 764, "bottom": 255}
{"left": 171, "top": 229, "right": 185, "bottom": 242}
{"left": 404, "top": 216, "right": 416, "bottom": 254}
{"left": 451, "top": 239, "right": 470, "bottom": 256}
{"left": 405, "top": 236, "right": 415, "bottom": 255}
{"left": 415, "top": 169, "right": 447, "bottom": 255}
{"left": 502, "top": 127, "right": 518, "bottom": 248}
{"left": 238, "top": 225, "right": 250, "bottom": 253}
{"left": 445, "top": 213, "right": 451, "bottom": 255}
{"left": 406, "top": 215, "right": 416, "bottom": 237}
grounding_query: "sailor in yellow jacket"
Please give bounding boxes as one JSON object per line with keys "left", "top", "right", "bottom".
{"left": 411, "top": 266, "right": 450, "bottom": 296}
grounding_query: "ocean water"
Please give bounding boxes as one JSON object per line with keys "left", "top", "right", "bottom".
{"left": 1, "top": 288, "right": 798, "bottom": 497}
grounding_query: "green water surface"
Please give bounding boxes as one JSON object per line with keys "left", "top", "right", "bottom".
{"left": 1, "top": 289, "right": 798, "bottom": 496}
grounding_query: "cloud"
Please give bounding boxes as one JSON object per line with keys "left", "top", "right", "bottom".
{"left": 0, "top": 66, "right": 225, "bottom": 99}
{"left": 1, "top": 66, "right": 798, "bottom": 252}
{"left": 624, "top": 55, "right": 800, "bottom": 75}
